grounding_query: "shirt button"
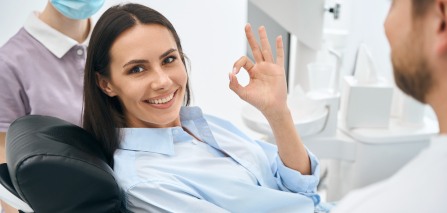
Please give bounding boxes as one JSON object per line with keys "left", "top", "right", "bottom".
{"left": 76, "top": 49, "right": 84, "bottom": 56}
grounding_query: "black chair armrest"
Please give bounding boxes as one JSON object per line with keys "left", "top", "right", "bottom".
{"left": 0, "top": 163, "right": 33, "bottom": 212}
{"left": 6, "top": 115, "right": 122, "bottom": 213}
{"left": 0, "top": 163, "right": 19, "bottom": 198}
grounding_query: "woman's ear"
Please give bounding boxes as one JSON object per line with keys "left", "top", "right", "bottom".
{"left": 96, "top": 73, "right": 117, "bottom": 97}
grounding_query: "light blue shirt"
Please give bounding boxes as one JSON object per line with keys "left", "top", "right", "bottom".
{"left": 114, "top": 106, "right": 320, "bottom": 213}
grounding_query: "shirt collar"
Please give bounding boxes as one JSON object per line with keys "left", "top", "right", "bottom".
{"left": 119, "top": 106, "right": 209, "bottom": 155}
{"left": 120, "top": 128, "right": 179, "bottom": 156}
{"left": 24, "top": 12, "right": 93, "bottom": 58}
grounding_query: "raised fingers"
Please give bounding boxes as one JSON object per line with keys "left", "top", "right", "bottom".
{"left": 245, "top": 24, "right": 264, "bottom": 63}
{"left": 258, "top": 26, "right": 274, "bottom": 63}
{"left": 276, "top": 35, "right": 284, "bottom": 67}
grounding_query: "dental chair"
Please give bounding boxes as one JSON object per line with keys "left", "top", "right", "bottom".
{"left": 0, "top": 115, "right": 122, "bottom": 213}
{"left": 0, "top": 115, "right": 336, "bottom": 213}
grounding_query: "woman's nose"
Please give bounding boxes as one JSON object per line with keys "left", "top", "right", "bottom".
{"left": 150, "top": 68, "right": 172, "bottom": 90}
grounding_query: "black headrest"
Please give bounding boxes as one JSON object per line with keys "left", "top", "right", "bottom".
{"left": 6, "top": 115, "right": 122, "bottom": 213}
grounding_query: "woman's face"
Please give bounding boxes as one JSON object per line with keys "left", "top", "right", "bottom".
{"left": 99, "top": 24, "right": 187, "bottom": 128}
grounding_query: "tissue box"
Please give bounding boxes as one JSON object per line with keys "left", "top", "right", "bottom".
{"left": 340, "top": 76, "right": 393, "bottom": 129}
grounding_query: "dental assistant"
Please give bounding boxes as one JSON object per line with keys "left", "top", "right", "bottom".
{"left": 0, "top": 1, "right": 103, "bottom": 212}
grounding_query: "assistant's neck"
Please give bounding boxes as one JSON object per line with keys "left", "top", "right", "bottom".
{"left": 38, "top": 3, "right": 90, "bottom": 43}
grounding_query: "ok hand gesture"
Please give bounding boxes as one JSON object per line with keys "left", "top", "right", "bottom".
{"left": 229, "top": 24, "right": 288, "bottom": 118}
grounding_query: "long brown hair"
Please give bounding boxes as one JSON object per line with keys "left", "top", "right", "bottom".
{"left": 82, "top": 3, "right": 191, "bottom": 166}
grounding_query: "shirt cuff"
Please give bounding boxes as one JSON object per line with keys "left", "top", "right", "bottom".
{"left": 275, "top": 147, "right": 320, "bottom": 193}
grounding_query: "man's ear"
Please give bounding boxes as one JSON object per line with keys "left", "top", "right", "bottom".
{"left": 96, "top": 73, "right": 117, "bottom": 97}
{"left": 435, "top": 0, "right": 447, "bottom": 54}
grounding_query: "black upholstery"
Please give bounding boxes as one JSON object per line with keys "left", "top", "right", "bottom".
{"left": 5, "top": 115, "right": 122, "bottom": 213}
{"left": 0, "top": 163, "right": 19, "bottom": 199}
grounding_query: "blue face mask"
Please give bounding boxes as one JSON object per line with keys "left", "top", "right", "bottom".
{"left": 50, "top": 0, "right": 105, "bottom": 20}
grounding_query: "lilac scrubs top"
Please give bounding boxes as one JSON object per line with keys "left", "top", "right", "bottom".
{"left": 0, "top": 12, "right": 92, "bottom": 131}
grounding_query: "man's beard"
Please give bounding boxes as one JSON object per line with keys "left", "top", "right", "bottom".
{"left": 391, "top": 35, "right": 433, "bottom": 104}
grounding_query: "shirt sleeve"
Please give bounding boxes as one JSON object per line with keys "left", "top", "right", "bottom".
{"left": 255, "top": 139, "right": 321, "bottom": 204}
{"left": 125, "top": 180, "right": 230, "bottom": 213}
{"left": 0, "top": 58, "right": 28, "bottom": 132}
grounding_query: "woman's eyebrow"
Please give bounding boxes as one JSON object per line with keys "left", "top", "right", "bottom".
{"left": 123, "top": 59, "right": 149, "bottom": 68}
{"left": 122, "top": 49, "right": 178, "bottom": 68}
{"left": 160, "top": 48, "right": 177, "bottom": 59}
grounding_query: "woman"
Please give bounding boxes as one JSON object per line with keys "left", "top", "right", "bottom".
{"left": 83, "top": 3, "right": 320, "bottom": 212}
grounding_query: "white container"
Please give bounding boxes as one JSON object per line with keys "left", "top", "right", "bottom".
{"left": 340, "top": 76, "right": 393, "bottom": 129}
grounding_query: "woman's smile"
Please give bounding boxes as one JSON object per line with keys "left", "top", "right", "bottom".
{"left": 143, "top": 90, "right": 177, "bottom": 109}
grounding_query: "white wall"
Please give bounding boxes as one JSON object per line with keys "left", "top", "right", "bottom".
{"left": 340, "top": 0, "right": 392, "bottom": 80}
{"left": 0, "top": 1, "right": 47, "bottom": 46}
{"left": 0, "top": 0, "right": 255, "bottom": 135}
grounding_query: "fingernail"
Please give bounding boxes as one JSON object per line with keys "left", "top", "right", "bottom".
{"left": 232, "top": 67, "right": 237, "bottom": 75}
{"left": 228, "top": 72, "right": 232, "bottom": 82}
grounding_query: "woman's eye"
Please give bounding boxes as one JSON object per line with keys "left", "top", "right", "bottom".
{"left": 163, "top": 56, "right": 176, "bottom": 65}
{"left": 130, "top": 66, "right": 144, "bottom": 74}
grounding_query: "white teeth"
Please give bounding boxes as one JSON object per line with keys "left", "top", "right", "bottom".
{"left": 147, "top": 93, "right": 174, "bottom": 104}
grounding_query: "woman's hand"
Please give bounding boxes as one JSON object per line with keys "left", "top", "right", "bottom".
{"left": 229, "top": 24, "right": 312, "bottom": 175}
{"left": 229, "top": 24, "right": 288, "bottom": 118}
